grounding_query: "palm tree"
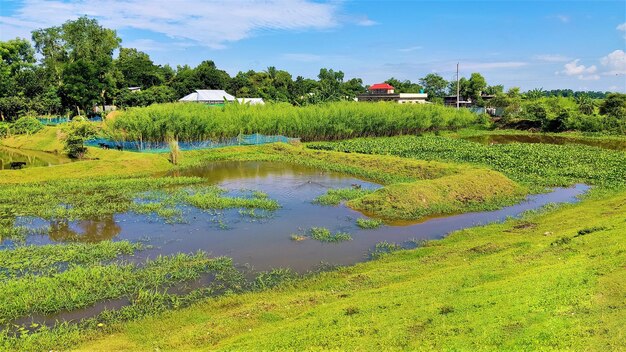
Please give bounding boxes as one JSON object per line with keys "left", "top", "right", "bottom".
{"left": 576, "top": 94, "right": 595, "bottom": 115}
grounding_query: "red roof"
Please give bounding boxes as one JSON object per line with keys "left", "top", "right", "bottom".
{"left": 369, "top": 83, "right": 394, "bottom": 90}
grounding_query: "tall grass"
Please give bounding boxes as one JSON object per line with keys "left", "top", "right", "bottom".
{"left": 106, "top": 102, "right": 480, "bottom": 143}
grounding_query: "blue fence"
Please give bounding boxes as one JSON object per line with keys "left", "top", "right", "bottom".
{"left": 85, "top": 133, "right": 299, "bottom": 153}
{"left": 37, "top": 116, "right": 103, "bottom": 125}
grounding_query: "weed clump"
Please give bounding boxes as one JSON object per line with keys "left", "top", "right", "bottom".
{"left": 356, "top": 218, "right": 383, "bottom": 229}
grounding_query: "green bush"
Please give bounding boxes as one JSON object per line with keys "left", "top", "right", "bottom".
{"left": 63, "top": 120, "right": 97, "bottom": 158}
{"left": 10, "top": 116, "right": 43, "bottom": 135}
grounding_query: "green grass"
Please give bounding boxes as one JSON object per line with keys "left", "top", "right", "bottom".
{"left": 308, "top": 227, "right": 352, "bottom": 243}
{"left": 0, "top": 177, "right": 281, "bottom": 241}
{"left": 0, "top": 241, "right": 144, "bottom": 280}
{"left": 107, "top": 101, "right": 480, "bottom": 143}
{"left": 356, "top": 218, "right": 383, "bottom": 229}
{"left": 307, "top": 135, "right": 626, "bottom": 190}
{"left": 69, "top": 189, "right": 626, "bottom": 351}
{"left": 0, "top": 252, "right": 233, "bottom": 326}
{"left": 313, "top": 187, "right": 375, "bottom": 206}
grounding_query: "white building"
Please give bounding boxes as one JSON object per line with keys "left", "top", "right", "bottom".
{"left": 179, "top": 90, "right": 236, "bottom": 104}
{"left": 236, "top": 98, "right": 265, "bottom": 105}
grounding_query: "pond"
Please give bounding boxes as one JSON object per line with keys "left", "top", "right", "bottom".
{"left": 12, "top": 161, "right": 589, "bottom": 273}
{"left": 463, "top": 134, "right": 626, "bottom": 151}
{"left": 0, "top": 146, "right": 73, "bottom": 169}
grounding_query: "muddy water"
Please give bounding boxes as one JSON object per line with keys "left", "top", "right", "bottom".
{"left": 0, "top": 146, "right": 72, "bottom": 169}
{"left": 464, "top": 134, "right": 626, "bottom": 151}
{"left": 15, "top": 161, "right": 589, "bottom": 273}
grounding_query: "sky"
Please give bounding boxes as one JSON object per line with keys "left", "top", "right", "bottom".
{"left": 1, "top": 0, "right": 625, "bottom": 92}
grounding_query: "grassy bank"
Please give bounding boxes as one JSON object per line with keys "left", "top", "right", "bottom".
{"left": 70, "top": 188, "right": 626, "bottom": 351}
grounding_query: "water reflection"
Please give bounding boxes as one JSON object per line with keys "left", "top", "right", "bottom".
{"left": 0, "top": 146, "right": 73, "bottom": 169}
{"left": 48, "top": 216, "right": 121, "bottom": 242}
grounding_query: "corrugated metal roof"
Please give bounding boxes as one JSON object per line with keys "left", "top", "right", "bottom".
{"left": 236, "top": 98, "right": 265, "bottom": 105}
{"left": 179, "top": 90, "right": 235, "bottom": 102}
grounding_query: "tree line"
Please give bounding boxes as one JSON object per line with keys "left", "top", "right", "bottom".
{"left": 0, "top": 16, "right": 621, "bottom": 126}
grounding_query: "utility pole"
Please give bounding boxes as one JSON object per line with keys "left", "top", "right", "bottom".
{"left": 456, "top": 62, "right": 460, "bottom": 109}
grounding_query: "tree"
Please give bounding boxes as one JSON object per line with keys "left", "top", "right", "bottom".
{"left": 342, "top": 78, "right": 365, "bottom": 99}
{"left": 32, "top": 16, "right": 121, "bottom": 114}
{"left": 599, "top": 93, "right": 626, "bottom": 119}
{"left": 316, "top": 68, "right": 344, "bottom": 102}
{"left": 419, "top": 73, "right": 447, "bottom": 101}
{"left": 115, "top": 48, "right": 163, "bottom": 88}
{"left": 525, "top": 88, "right": 545, "bottom": 100}
{"left": 575, "top": 94, "right": 595, "bottom": 115}
{"left": 194, "top": 60, "right": 230, "bottom": 90}
{"left": 467, "top": 73, "right": 487, "bottom": 103}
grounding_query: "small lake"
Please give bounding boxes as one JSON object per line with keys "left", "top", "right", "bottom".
{"left": 0, "top": 146, "right": 72, "bottom": 169}
{"left": 464, "top": 134, "right": 626, "bottom": 151}
{"left": 11, "top": 161, "right": 589, "bottom": 273}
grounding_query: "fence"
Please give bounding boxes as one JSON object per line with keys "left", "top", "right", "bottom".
{"left": 85, "top": 133, "right": 300, "bottom": 153}
{"left": 37, "top": 116, "right": 103, "bottom": 125}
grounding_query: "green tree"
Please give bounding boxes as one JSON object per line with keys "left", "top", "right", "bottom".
{"left": 575, "top": 94, "right": 596, "bottom": 115}
{"left": 316, "top": 68, "right": 344, "bottom": 102}
{"left": 525, "top": 88, "right": 545, "bottom": 100}
{"left": 32, "top": 16, "right": 121, "bottom": 114}
{"left": 419, "top": 73, "right": 447, "bottom": 101}
{"left": 599, "top": 93, "right": 626, "bottom": 119}
{"left": 115, "top": 48, "right": 163, "bottom": 88}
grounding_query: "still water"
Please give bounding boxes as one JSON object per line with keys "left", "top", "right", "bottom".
{"left": 14, "top": 161, "right": 589, "bottom": 273}
{"left": 0, "top": 146, "right": 72, "bottom": 169}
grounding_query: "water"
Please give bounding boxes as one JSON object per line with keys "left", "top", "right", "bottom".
{"left": 12, "top": 161, "right": 589, "bottom": 273}
{"left": 0, "top": 146, "right": 73, "bottom": 170}
{"left": 464, "top": 134, "right": 626, "bottom": 151}
{"left": 6, "top": 161, "right": 590, "bottom": 328}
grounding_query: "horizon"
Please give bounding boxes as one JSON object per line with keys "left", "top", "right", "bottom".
{"left": 1, "top": 0, "right": 625, "bottom": 92}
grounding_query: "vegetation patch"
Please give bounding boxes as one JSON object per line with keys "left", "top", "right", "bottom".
{"left": 355, "top": 218, "right": 383, "bottom": 229}
{"left": 306, "top": 227, "right": 352, "bottom": 243}
{"left": 307, "top": 135, "right": 626, "bottom": 190}
{"left": 314, "top": 187, "right": 375, "bottom": 206}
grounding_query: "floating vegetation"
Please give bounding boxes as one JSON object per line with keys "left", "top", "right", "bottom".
{"left": 356, "top": 218, "right": 383, "bottom": 229}
{"left": 308, "top": 227, "right": 352, "bottom": 243}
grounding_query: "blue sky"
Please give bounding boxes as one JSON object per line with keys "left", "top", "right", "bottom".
{"left": 1, "top": 0, "right": 625, "bottom": 92}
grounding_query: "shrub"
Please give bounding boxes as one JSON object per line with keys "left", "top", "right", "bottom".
{"left": 63, "top": 120, "right": 97, "bottom": 158}
{"left": 10, "top": 116, "right": 43, "bottom": 135}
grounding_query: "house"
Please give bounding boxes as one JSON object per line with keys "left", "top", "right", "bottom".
{"left": 236, "top": 98, "right": 265, "bottom": 105}
{"left": 444, "top": 94, "right": 496, "bottom": 108}
{"left": 128, "top": 87, "right": 141, "bottom": 92}
{"left": 357, "top": 83, "right": 428, "bottom": 104}
{"left": 179, "top": 90, "right": 236, "bottom": 105}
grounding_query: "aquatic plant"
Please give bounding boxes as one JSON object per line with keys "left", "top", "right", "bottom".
{"left": 308, "top": 227, "right": 352, "bottom": 243}
{"left": 356, "top": 218, "right": 383, "bottom": 229}
{"left": 313, "top": 187, "right": 375, "bottom": 206}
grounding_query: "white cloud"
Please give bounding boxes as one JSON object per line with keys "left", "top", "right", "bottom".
{"left": 617, "top": 23, "right": 626, "bottom": 32}
{"left": 0, "top": 0, "right": 368, "bottom": 49}
{"left": 601, "top": 50, "right": 626, "bottom": 75}
{"left": 533, "top": 54, "right": 571, "bottom": 62}
{"left": 561, "top": 59, "right": 597, "bottom": 80}
{"left": 398, "top": 46, "right": 423, "bottom": 52}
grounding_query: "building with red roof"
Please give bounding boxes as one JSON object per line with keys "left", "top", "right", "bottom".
{"left": 357, "top": 83, "right": 428, "bottom": 104}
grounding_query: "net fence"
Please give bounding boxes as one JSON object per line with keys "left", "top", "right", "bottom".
{"left": 85, "top": 133, "right": 299, "bottom": 153}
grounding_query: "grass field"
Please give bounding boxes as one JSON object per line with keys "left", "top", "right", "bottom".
{"left": 0, "top": 126, "right": 624, "bottom": 351}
